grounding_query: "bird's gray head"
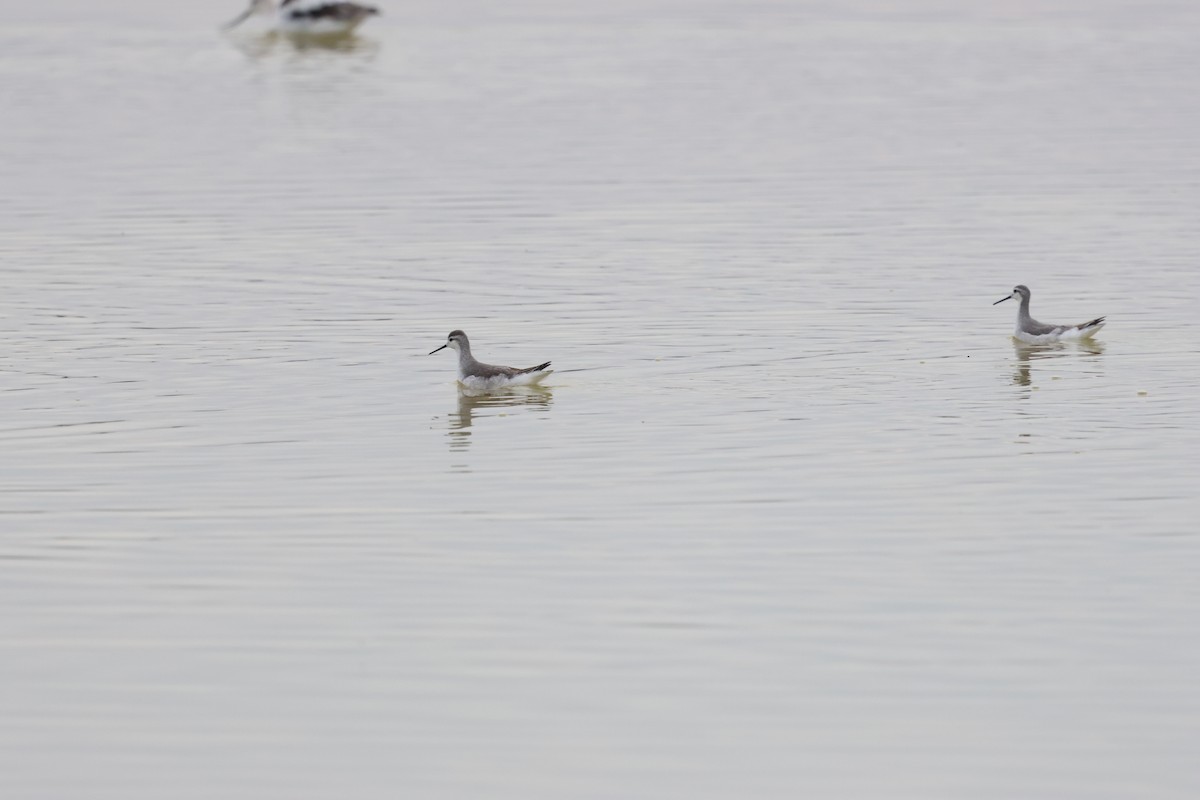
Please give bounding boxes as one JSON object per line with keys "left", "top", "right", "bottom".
{"left": 994, "top": 285, "right": 1031, "bottom": 305}
{"left": 429, "top": 330, "right": 469, "bottom": 355}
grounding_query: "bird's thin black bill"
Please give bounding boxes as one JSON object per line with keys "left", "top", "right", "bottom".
{"left": 993, "top": 296, "right": 1012, "bottom": 305}
{"left": 429, "top": 344, "right": 447, "bottom": 354}
{"left": 222, "top": 8, "right": 253, "bottom": 29}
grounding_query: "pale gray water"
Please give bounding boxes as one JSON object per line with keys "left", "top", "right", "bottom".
{"left": 2, "top": 1, "right": 1199, "bottom": 797}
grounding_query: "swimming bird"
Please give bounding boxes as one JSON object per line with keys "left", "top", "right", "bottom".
{"left": 223, "top": 0, "right": 379, "bottom": 35}
{"left": 993, "top": 285, "right": 1105, "bottom": 343}
{"left": 429, "top": 330, "right": 553, "bottom": 390}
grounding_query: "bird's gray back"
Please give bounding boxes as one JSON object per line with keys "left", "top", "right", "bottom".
{"left": 464, "top": 360, "right": 523, "bottom": 379}
{"left": 1020, "top": 317, "right": 1063, "bottom": 336}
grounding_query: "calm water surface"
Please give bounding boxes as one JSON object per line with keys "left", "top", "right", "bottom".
{"left": 2, "top": 1, "right": 1199, "bottom": 797}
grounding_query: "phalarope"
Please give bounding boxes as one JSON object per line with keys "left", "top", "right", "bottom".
{"left": 994, "top": 285, "right": 1105, "bottom": 344}
{"left": 429, "top": 330, "right": 553, "bottom": 390}
{"left": 223, "top": 0, "right": 379, "bottom": 35}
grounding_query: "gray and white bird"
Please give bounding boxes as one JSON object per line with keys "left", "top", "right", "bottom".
{"left": 994, "top": 285, "right": 1106, "bottom": 343}
{"left": 429, "top": 331, "right": 553, "bottom": 390}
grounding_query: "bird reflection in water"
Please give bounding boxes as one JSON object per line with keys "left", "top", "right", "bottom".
{"left": 447, "top": 386, "right": 553, "bottom": 451}
{"left": 1012, "top": 338, "right": 1105, "bottom": 389}
{"left": 226, "top": 29, "right": 380, "bottom": 60}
